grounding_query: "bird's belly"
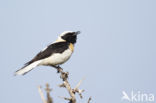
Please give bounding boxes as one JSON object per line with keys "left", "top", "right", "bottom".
{"left": 40, "top": 49, "right": 73, "bottom": 66}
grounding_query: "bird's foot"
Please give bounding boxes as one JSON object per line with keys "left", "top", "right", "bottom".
{"left": 53, "top": 65, "right": 63, "bottom": 73}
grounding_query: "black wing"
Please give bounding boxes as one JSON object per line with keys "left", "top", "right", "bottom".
{"left": 25, "top": 42, "right": 69, "bottom": 65}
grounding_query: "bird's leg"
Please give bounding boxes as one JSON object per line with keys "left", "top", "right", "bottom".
{"left": 51, "top": 65, "right": 68, "bottom": 80}
{"left": 56, "top": 65, "right": 62, "bottom": 73}
{"left": 52, "top": 65, "right": 63, "bottom": 73}
{"left": 52, "top": 65, "right": 68, "bottom": 80}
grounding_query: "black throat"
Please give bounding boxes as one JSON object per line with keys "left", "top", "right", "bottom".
{"left": 61, "top": 33, "right": 77, "bottom": 44}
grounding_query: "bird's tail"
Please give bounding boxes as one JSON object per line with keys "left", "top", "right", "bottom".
{"left": 15, "top": 60, "right": 41, "bottom": 75}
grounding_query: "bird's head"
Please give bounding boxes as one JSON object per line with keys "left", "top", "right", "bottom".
{"left": 57, "top": 31, "right": 80, "bottom": 44}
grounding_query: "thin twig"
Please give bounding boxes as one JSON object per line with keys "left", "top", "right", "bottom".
{"left": 38, "top": 65, "right": 92, "bottom": 103}
{"left": 58, "top": 96, "right": 71, "bottom": 101}
{"left": 75, "top": 78, "right": 84, "bottom": 89}
{"left": 45, "top": 83, "right": 53, "bottom": 103}
{"left": 52, "top": 66, "right": 76, "bottom": 103}
{"left": 74, "top": 78, "right": 85, "bottom": 99}
{"left": 38, "top": 84, "right": 53, "bottom": 103}
{"left": 38, "top": 86, "right": 47, "bottom": 103}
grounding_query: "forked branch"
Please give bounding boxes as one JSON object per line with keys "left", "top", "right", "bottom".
{"left": 38, "top": 83, "right": 53, "bottom": 103}
{"left": 38, "top": 66, "right": 91, "bottom": 103}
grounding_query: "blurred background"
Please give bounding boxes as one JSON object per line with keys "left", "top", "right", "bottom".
{"left": 0, "top": 0, "right": 156, "bottom": 103}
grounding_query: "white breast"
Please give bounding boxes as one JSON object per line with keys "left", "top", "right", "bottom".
{"left": 40, "top": 49, "right": 73, "bottom": 66}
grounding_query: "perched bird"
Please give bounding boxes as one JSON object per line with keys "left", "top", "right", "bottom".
{"left": 15, "top": 31, "right": 80, "bottom": 75}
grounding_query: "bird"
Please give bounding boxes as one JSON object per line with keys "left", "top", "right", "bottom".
{"left": 15, "top": 31, "right": 80, "bottom": 75}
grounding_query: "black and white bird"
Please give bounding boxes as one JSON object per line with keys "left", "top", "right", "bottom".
{"left": 15, "top": 31, "right": 80, "bottom": 75}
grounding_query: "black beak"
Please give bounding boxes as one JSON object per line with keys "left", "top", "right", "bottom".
{"left": 75, "top": 31, "right": 81, "bottom": 35}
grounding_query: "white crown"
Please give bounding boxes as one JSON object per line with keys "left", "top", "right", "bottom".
{"left": 60, "top": 31, "right": 74, "bottom": 37}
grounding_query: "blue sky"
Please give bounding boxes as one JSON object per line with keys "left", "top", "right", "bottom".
{"left": 0, "top": 0, "right": 156, "bottom": 103}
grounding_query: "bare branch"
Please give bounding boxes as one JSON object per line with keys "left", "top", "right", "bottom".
{"left": 38, "top": 84, "right": 53, "bottom": 103}
{"left": 75, "top": 78, "right": 84, "bottom": 89}
{"left": 73, "top": 78, "right": 85, "bottom": 99}
{"left": 58, "top": 96, "right": 71, "bottom": 101}
{"left": 45, "top": 83, "right": 53, "bottom": 103}
{"left": 58, "top": 83, "right": 66, "bottom": 88}
{"left": 38, "top": 65, "right": 91, "bottom": 103}
{"left": 38, "top": 86, "right": 47, "bottom": 103}
{"left": 52, "top": 66, "right": 76, "bottom": 103}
